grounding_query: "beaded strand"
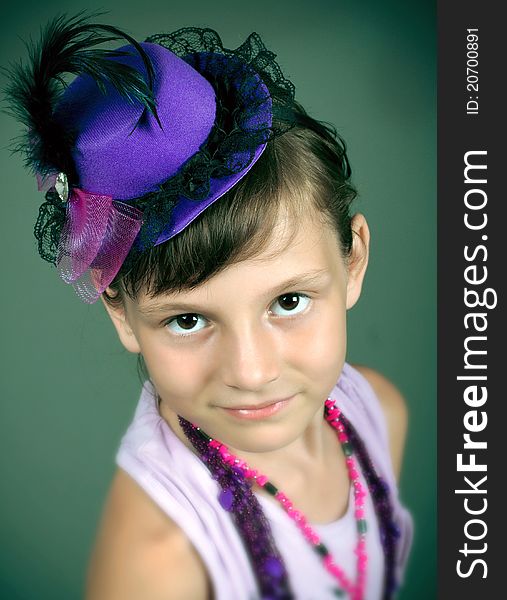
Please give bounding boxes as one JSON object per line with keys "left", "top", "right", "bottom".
{"left": 178, "top": 417, "right": 293, "bottom": 599}
{"left": 183, "top": 398, "right": 369, "bottom": 600}
{"left": 338, "top": 412, "right": 401, "bottom": 599}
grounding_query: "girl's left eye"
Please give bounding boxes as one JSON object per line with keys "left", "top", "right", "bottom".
{"left": 270, "top": 293, "right": 311, "bottom": 317}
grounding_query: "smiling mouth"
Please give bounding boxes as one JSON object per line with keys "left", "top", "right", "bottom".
{"left": 220, "top": 396, "right": 295, "bottom": 420}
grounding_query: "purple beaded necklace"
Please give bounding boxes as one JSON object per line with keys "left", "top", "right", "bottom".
{"left": 178, "top": 397, "right": 401, "bottom": 599}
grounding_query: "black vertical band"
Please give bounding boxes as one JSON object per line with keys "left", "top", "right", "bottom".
{"left": 438, "top": 1, "right": 503, "bottom": 597}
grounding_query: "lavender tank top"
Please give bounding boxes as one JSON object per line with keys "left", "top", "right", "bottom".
{"left": 115, "top": 362, "right": 413, "bottom": 599}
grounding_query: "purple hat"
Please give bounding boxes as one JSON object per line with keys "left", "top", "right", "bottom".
{"left": 6, "top": 16, "right": 296, "bottom": 302}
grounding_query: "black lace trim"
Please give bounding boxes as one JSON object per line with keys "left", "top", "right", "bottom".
{"left": 35, "top": 27, "right": 296, "bottom": 267}
{"left": 34, "top": 190, "right": 67, "bottom": 265}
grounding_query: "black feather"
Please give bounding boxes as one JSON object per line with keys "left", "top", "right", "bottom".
{"left": 2, "top": 11, "right": 160, "bottom": 183}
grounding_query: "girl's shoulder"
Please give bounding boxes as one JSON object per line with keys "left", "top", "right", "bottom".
{"left": 85, "top": 467, "right": 211, "bottom": 600}
{"left": 348, "top": 364, "right": 408, "bottom": 482}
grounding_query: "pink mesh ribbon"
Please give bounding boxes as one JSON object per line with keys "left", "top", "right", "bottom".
{"left": 57, "top": 189, "right": 143, "bottom": 303}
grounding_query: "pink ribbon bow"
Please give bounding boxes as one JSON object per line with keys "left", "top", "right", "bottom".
{"left": 56, "top": 188, "right": 143, "bottom": 303}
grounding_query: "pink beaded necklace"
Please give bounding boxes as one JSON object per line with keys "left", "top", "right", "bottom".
{"left": 188, "top": 398, "right": 368, "bottom": 600}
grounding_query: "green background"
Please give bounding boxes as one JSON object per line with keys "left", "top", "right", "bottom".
{"left": 0, "top": 0, "right": 435, "bottom": 598}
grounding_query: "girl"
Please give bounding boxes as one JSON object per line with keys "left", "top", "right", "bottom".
{"left": 5, "top": 14, "right": 412, "bottom": 600}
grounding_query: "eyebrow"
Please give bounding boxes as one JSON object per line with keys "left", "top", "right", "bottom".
{"left": 138, "top": 268, "right": 330, "bottom": 316}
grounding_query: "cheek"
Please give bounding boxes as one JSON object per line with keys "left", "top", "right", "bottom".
{"left": 138, "top": 336, "right": 209, "bottom": 406}
{"left": 288, "top": 302, "right": 347, "bottom": 387}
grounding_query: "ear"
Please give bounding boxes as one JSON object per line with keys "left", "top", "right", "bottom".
{"left": 345, "top": 213, "right": 370, "bottom": 310}
{"left": 101, "top": 293, "right": 141, "bottom": 354}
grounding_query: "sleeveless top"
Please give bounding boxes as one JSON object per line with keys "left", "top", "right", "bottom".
{"left": 115, "top": 362, "right": 413, "bottom": 599}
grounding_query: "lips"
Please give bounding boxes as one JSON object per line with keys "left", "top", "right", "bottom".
{"left": 220, "top": 395, "right": 295, "bottom": 420}
{"left": 222, "top": 396, "right": 294, "bottom": 410}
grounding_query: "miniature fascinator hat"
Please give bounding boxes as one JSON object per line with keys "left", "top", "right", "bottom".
{"left": 5, "top": 14, "right": 296, "bottom": 302}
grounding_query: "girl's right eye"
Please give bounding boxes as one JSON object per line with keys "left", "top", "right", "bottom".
{"left": 165, "top": 313, "right": 207, "bottom": 336}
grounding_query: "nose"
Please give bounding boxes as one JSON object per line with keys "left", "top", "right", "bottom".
{"left": 221, "top": 321, "right": 281, "bottom": 392}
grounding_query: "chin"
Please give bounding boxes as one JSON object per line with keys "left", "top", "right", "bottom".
{"left": 223, "top": 423, "right": 304, "bottom": 454}
{"left": 236, "top": 438, "right": 288, "bottom": 454}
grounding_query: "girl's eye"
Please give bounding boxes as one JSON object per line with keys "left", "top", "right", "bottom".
{"left": 165, "top": 313, "right": 207, "bottom": 336}
{"left": 270, "top": 293, "right": 311, "bottom": 317}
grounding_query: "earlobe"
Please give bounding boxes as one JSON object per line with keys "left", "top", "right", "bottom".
{"left": 100, "top": 294, "right": 141, "bottom": 354}
{"left": 345, "top": 213, "right": 370, "bottom": 310}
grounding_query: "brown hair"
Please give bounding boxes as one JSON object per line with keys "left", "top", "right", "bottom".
{"left": 104, "top": 102, "right": 357, "bottom": 306}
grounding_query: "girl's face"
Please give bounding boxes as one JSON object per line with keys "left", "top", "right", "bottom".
{"left": 106, "top": 209, "right": 369, "bottom": 453}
